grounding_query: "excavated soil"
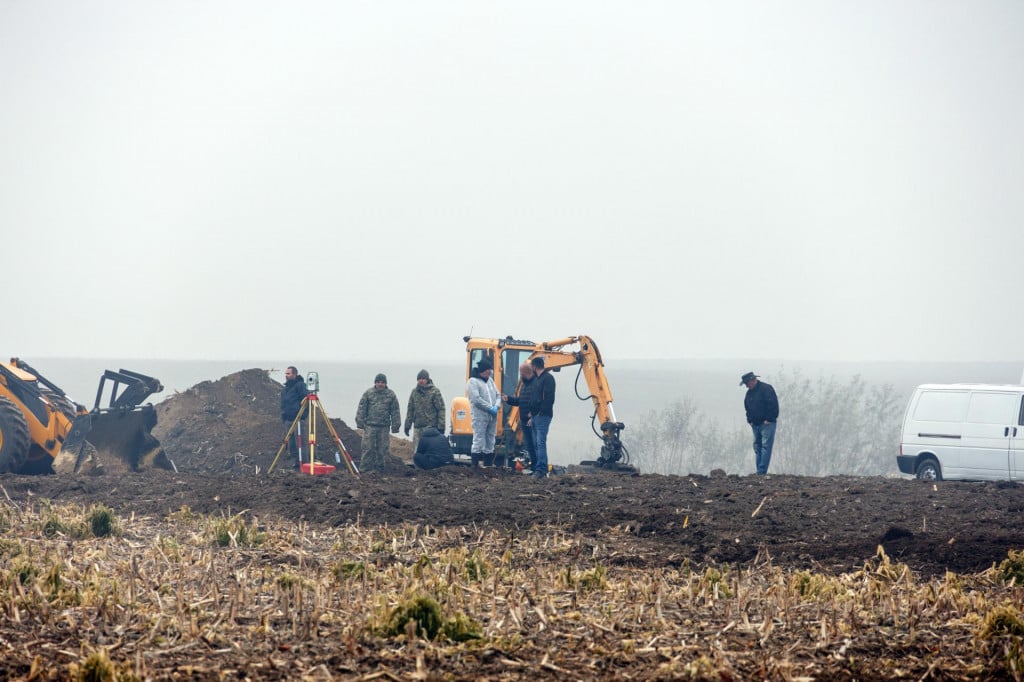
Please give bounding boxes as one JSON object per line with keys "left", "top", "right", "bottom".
{"left": 2, "top": 368, "right": 1022, "bottom": 578}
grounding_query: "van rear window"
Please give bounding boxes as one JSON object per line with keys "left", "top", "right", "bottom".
{"left": 913, "top": 391, "right": 968, "bottom": 422}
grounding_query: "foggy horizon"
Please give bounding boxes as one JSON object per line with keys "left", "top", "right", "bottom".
{"left": 3, "top": 2, "right": 1022, "bottom": 365}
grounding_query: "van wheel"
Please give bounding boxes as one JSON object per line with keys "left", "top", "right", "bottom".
{"left": 915, "top": 458, "right": 941, "bottom": 482}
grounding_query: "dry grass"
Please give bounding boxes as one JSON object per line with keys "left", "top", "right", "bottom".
{"left": 0, "top": 498, "right": 1022, "bottom": 680}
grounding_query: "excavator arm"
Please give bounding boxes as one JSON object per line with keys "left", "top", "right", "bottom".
{"left": 508, "top": 336, "right": 630, "bottom": 470}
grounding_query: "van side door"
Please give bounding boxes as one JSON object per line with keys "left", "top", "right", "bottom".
{"left": 1011, "top": 393, "right": 1024, "bottom": 481}
{"left": 962, "top": 391, "right": 1018, "bottom": 480}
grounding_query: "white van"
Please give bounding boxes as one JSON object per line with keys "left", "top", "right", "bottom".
{"left": 897, "top": 384, "right": 1024, "bottom": 481}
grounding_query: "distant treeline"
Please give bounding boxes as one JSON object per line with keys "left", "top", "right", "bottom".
{"left": 629, "top": 371, "right": 903, "bottom": 477}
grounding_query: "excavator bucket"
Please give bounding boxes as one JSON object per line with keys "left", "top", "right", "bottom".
{"left": 84, "top": 405, "right": 172, "bottom": 472}
{"left": 55, "top": 368, "right": 173, "bottom": 474}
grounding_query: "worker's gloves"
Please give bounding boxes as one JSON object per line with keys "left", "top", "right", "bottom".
{"left": 489, "top": 405, "right": 499, "bottom": 416}
{"left": 404, "top": 427, "right": 410, "bottom": 437}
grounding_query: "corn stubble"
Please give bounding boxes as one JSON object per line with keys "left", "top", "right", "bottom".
{"left": 0, "top": 501, "right": 1021, "bottom": 680}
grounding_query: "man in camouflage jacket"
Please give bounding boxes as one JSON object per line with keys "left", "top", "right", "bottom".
{"left": 356, "top": 373, "right": 401, "bottom": 472}
{"left": 404, "top": 369, "right": 446, "bottom": 449}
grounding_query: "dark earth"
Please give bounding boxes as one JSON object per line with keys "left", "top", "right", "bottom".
{"left": 3, "top": 369, "right": 1023, "bottom": 578}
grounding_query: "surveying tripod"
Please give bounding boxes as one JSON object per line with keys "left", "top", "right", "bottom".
{"left": 270, "top": 391, "right": 359, "bottom": 477}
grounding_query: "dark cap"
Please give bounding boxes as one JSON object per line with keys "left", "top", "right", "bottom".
{"left": 476, "top": 358, "right": 493, "bottom": 373}
{"left": 740, "top": 372, "right": 759, "bottom": 386}
{"left": 375, "top": 373, "right": 387, "bottom": 384}
{"left": 417, "top": 369, "right": 430, "bottom": 381}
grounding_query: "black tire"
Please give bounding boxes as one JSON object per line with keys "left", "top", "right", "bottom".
{"left": 0, "top": 395, "right": 31, "bottom": 474}
{"left": 915, "top": 457, "right": 941, "bottom": 482}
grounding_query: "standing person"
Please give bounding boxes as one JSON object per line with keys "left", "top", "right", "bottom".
{"left": 527, "top": 356, "right": 555, "bottom": 477}
{"left": 741, "top": 372, "right": 780, "bottom": 475}
{"left": 467, "top": 357, "right": 500, "bottom": 467}
{"left": 404, "top": 369, "right": 446, "bottom": 449}
{"left": 280, "top": 366, "right": 308, "bottom": 470}
{"left": 355, "top": 373, "right": 401, "bottom": 472}
{"left": 502, "top": 362, "right": 537, "bottom": 472}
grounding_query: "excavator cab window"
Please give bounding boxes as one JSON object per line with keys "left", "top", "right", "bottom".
{"left": 469, "top": 350, "right": 483, "bottom": 374}
{"left": 500, "top": 349, "right": 532, "bottom": 395}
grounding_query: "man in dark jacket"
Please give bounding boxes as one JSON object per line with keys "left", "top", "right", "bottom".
{"left": 741, "top": 372, "right": 780, "bottom": 475}
{"left": 502, "top": 362, "right": 538, "bottom": 471}
{"left": 413, "top": 427, "right": 455, "bottom": 470}
{"left": 280, "top": 366, "right": 309, "bottom": 469}
{"left": 526, "top": 356, "right": 556, "bottom": 478}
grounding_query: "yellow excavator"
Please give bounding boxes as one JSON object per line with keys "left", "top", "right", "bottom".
{"left": 0, "top": 358, "right": 171, "bottom": 475}
{"left": 449, "top": 335, "right": 634, "bottom": 472}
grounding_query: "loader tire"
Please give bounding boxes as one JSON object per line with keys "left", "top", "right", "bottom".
{"left": 0, "top": 395, "right": 31, "bottom": 474}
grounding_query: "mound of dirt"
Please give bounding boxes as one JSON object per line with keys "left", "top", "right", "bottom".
{"left": 151, "top": 369, "right": 412, "bottom": 474}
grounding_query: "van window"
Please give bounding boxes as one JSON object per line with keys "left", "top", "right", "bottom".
{"left": 966, "top": 392, "right": 1018, "bottom": 425}
{"left": 913, "top": 391, "right": 968, "bottom": 422}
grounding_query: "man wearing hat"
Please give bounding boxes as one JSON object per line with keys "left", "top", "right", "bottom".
{"left": 355, "top": 373, "right": 402, "bottom": 472}
{"left": 467, "top": 356, "right": 501, "bottom": 467}
{"left": 741, "top": 372, "right": 779, "bottom": 475}
{"left": 404, "top": 369, "right": 446, "bottom": 449}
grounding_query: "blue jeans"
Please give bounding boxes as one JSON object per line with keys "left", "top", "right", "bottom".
{"left": 531, "top": 415, "right": 552, "bottom": 474}
{"left": 751, "top": 421, "right": 776, "bottom": 475}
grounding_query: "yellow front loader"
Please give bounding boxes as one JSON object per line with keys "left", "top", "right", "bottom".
{"left": 0, "top": 358, "right": 172, "bottom": 475}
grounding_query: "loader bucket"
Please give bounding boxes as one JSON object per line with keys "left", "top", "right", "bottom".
{"left": 85, "top": 406, "right": 173, "bottom": 472}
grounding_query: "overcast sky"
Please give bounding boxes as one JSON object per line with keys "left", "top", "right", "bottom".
{"left": 2, "top": 1, "right": 1021, "bottom": 364}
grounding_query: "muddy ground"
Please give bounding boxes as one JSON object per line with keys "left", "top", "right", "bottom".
{"left": 3, "top": 368, "right": 1022, "bottom": 578}
{"left": 3, "top": 465, "right": 1024, "bottom": 579}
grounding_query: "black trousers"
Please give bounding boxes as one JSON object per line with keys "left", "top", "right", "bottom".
{"left": 521, "top": 422, "right": 538, "bottom": 468}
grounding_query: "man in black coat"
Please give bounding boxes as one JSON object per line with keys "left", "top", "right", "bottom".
{"left": 502, "top": 362, "right": 538, "bottom": 471}
{"left": 741, "top": 372, "right": 779, "bottom": 475}
{"left": 526, "top": 356, "right": 556, "bottom": 477}
{"left": 280, "top": 366, "right": 309, "bottom": 469}
{"left": 413, "top": 427, "right": 455, "bottom": 470}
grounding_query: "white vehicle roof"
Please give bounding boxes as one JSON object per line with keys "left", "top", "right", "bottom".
{"left": 915, "top": 383, "right": 1024, "bottom": 392}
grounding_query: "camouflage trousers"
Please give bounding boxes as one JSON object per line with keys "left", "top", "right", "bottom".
{"left": 360, "top": 426, "right": 391, "bottom": 472}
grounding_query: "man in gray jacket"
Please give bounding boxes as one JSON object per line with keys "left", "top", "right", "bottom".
{"left": 467, "top": 357, "right": 500, "bottom": 467}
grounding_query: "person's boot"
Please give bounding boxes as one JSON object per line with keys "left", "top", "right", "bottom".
{"left": 482, "top": 453, "right": 494, "bottom": 467}
{"left": 471, "top": 453, "right": 482, "bottom": 468}
{"left": 493, "top": 453, "right": 506, "bottom": 469}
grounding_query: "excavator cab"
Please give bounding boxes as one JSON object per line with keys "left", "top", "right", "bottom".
{"left": 0, "top": 358, "right": 171, "bottom": 475}
{"left": 450, "top": 343, "right": 536, "bottom": 460}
